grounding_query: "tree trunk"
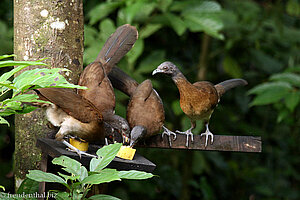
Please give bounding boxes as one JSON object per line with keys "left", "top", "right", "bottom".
{"left": 14, "top": 0, "right": 83, "bottom": 190}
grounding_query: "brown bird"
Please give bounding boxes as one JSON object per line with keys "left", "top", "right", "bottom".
{"left": 108, "top": 66, "right": 176, "bottom": 147}
{"left": 31, "top": 24, "right": 138, "bottom": 157}
{"left": 34, "top": 88, "right": 109, "bottom": 157}
{"left": 152, "top": 61, "right": 248, "bottom": 147}
{"left": 78, "top": 24, "right": 138, "bottom": 144}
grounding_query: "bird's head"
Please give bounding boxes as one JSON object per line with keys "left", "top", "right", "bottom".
{"left": 117, "top": 117, "right": 131, "bottom": 145}
{"left": 152, "top": 61, "right": 180, "bottom": 77}
{"left": 106, "top": 115, "right": 130, "bottom": 145}
{"left": 130, "top": 126, "right": 147, "bottom": 147}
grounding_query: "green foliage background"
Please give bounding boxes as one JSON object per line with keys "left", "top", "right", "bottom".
{"left": 1, "top": 0, "right": 300, "bottom": 199}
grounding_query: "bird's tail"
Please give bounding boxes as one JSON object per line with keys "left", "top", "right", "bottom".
{"left": 95, "top": 24, "right": 138, "bottom": 73}
{"left": 108, "top": 67, "right": 139, "bottom": 97}
{"left": 215, "top": 78, "right": 248, "bottom": 97}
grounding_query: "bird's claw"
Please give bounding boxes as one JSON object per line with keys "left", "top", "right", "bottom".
{"left": 62, "top": 140, "right": 97, "bottom": 158}
{"left": 161, "top": 126, "right": 177, "bottom": 147}
{"left": 175, "top": 129, "right": 194, "bottom": 147}
{"left": 200, "top": 131, "right": 214, "bottom": 147}
{"left": 68, "top": 148, "right": 97, "bottom": 158}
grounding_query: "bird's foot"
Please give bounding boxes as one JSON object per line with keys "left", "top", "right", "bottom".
{"left": 175, "top": 129, "right": 194, "bottom": 147}
{"left": 62, "top": 140, "right": 97, "bottom": 158}
{"left": 161, "top": 126, "right": 177, "bottom": 147}
{"left": 200, "top": 130, "right": 214, "bottom": 147}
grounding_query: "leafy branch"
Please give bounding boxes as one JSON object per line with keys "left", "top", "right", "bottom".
{"left": 0, "top": 55, "right": 87, "bottom": 126}
{"left": 25, "top": 143, "right": 154, "bottom": 200}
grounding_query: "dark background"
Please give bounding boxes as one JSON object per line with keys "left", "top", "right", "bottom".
{"left": 1, "top": 0, "right": 299, "bottom": 199}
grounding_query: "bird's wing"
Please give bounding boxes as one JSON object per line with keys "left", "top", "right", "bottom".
{"left": 78, "top": 62, "right": 116, "bottom": 113}
{"left": 127, "top": 79, "right": 165, "bottom": 135}
{"left": 35, "top": 88, "right": 103, "bottom": 123}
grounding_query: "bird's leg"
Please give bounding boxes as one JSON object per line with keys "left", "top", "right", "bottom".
{"left": 175, "top": 121, "right": 195, "bottom": 147}
{"left": 161, "top": 125, "right": 177, "bottom": 147}
{"left": 200, "top": 123, "right": 214, "bottom": 147}
{"left": 61, "top": 139, "right": 97, "bottom": 158}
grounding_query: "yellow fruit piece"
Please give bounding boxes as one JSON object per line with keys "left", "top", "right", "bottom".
{"left": 69, "top": 138, "right": 89, "bottom": 152}
{"left": 116, "top": 146, "right": 136, "bottom": 160}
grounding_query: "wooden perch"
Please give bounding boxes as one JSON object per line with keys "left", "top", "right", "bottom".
{"left": 136, "top": 134, "right": 262, "bottom": 153}
{"left": 36, "top": 138, "right": 156, "bottom": 172}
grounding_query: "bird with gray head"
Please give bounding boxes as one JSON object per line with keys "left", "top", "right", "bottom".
{"left": 152, "top": 61, "right": 248, "bottom": 147}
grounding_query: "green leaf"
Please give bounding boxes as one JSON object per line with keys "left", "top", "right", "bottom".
{"left": 0, "top": 116, "right": 10, "bottom": 126}
{"left": 247, "top": 82, "right": 292, "bottom": 95}
{"left": 118, "top": 170, "right": 154, "bottom": 180}
{"left": 82, "top": 169, "right": 121, "bottom": 184}
{"left": 286, "top": 0, "right": 300, "bottom": 17}
{"left": 52, "top": 156, "right": 88, "bottom": 181}
{"left": 270, "top": 72, "right": 300, "bottom": 87}
{"left": 137, "top": 50, "right": 166, "bottom": 74}
{"left": 57, "top": 172, "right": 80, "bottom": 182}
{"left": 182, "top": 1, "right": 221, "bottom": 13}
{"left": 140, "top": 24, "right": 163, "bottom": 39}
{"left": 7, "top": 94, "right": 39, "bottom": 103}
{"left": 183, "top": 13, "right": 224, "bottom": 40}
{"left": 285, "top": 91, "right": 300, "bottom": 112}
{"left": 171, "top": 0, "right": 221, "bottom": 12}
{"left": 52, "top": 156, "right": 82, "bottom": 175}
{"left": 0, "top": 54, "right": 15, "bottom": 60}
{"left": 26, "top": 170, "right": 67, "bottom": 185}
{"left": 88, "top": 194, "right": 121, "bottom": 200}
{"left": 16, "top": 178, "right": 39, "bottom": 195}
{"left": 55, "top": 192, "right": 72, "bottom": 200}
{"left": 157, "top": 0, "right": 173, "bottom": 12}
{"left": 88, "top": 2, "right": 123, "bottom": 25}
{"left": 277, "top": 109, "right": 290, "bottom": 123}
{"left": 2, "top": 101, "right": 21, "bottom": 111}
{"left": 250, "top": 50, "right": 283, "bottom": 74}
{"left": 13, "top": 68, "right": 86, "bottom": 95}
{"left": 0, "top": 185, "right": 4, "bottom": 191}
{"left": 165, "top": 13, "right": 186, "bottom": 36}
{"left": 99, "top": 19, "right": 116, "bottom": 41}
{"left": 0, "top": 60, "right": 47, "bottom": 68}
{"left": 250, "top": 88, "right": 291, "bottom": 106}
{"left": 90, "top": 143, "right": 122, "bottom": 172}
{"left": 126, "top": 38, "right": 144, "bottom": 66}
{"left": 0, "top": 65, "right": 29, "bottom": 83}
{"left": 0, "top": 82, "right": 16, "bottom": 89}
{"left": 123, "top": 1, "right": 145, "bottom": 24}
{"left": 16, "top": 104, "right": 37, "bottom": 114}
{"left": 134, "top": 2, "right": 156, "bottom": 22}
{"left": 223, "top": 56, "right": 242, "bottom": 78}
{"left": 84, "top": 25, "right": 98, "bottom": 46}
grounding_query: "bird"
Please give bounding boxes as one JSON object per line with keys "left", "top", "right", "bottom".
{"left": 77, "top": 24, "right": 138, "bottom": 144}
{"left": 152, "top": 61, "right": 248, "bottom": 147}
{"left": 33, "top": 88, "right": 109, "bottom": 157}
{"left": 31, "top": 24, "right": 138, "bottom": 157}
{"left": 108, "top": 66, "right": 176, "bottom": 147}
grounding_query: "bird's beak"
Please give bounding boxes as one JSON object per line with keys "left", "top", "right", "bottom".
{"left": 123, "top": 134, "right": 130, "bottom": 145}
{"left": 152, "top": 68, "right": 163, "bottom": 75}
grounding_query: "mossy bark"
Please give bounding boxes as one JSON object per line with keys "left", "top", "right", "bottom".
{"left": 14, "top": 0, "right": 83, "bottom": 190}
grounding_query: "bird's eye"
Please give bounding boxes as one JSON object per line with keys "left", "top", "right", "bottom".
{"left": 163, "top": 66, "right": 168, "bottom": 70}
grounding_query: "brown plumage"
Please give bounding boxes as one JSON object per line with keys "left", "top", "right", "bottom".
{"left": 108, "top": 67, "right": 175, "bottom": 147}
{"left": 31, "top": 25, "right": 138, "bottom": 157}
{"left": 34, "top": 88, "right": 106, "bottom": 142}
{"left": 152, "top": 61, "right": 248, "bottom": 147}
{"left": 78, "top": 24, "right": 138, "bottom": 143}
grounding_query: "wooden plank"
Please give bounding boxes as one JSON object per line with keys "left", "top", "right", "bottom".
{"left": 36, "top": 138, "right": 156, "bottom": 173}
{"left": 136, "top": 134, "right": 262, "bottom": 153}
